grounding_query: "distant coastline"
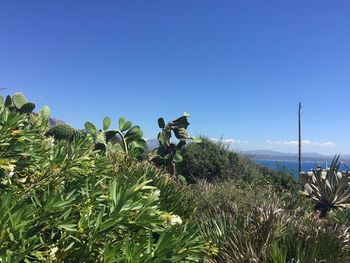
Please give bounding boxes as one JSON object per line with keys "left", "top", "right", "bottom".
{"left": 242, "top": 150, "right": 350, "bottom": 164}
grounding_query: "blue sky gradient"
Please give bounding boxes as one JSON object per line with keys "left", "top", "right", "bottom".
{"left": 1, "top": 1, "right": 349, "bottom": 154}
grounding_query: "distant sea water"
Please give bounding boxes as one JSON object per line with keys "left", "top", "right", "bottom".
{"left": 254, "top": 159, "right": 331, "bottom": 179}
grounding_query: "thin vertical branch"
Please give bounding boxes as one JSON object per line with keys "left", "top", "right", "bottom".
{"left": 298, "top": 102, "right": 302, "bottom": 175}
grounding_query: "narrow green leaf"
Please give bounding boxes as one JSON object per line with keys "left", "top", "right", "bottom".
{"left": 58, "top": 224, "right": 78, "bottom": 232}
{"left": 103, "top": 116, "right": 111, "bottom": 131}
{"left": 191, "top": 137, "right": 202, "bottom": 143}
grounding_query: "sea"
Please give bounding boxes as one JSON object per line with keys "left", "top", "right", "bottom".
{"left": 254, "top": 159, "right": 348, "bottom": 179}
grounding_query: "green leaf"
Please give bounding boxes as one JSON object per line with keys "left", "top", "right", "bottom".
{"left": 105, "top": 130, "right": 118, "bottom": 142}
{"left": 174, "top": 152, "right": 183, "bottom": 163}
{"left": 12, "top": 93, "right": 27, "bottom": 109}
{"left": 5, "top": 95, "right": 12, "bottom": 107}
{"left": 131, "top": 139, "right": 147, "bottom": 149}
{"left": 58, "top": 224, "right": 78, "bottom": 232}
{"left": 147, "top": 230, "right": 152, "bottom": 254}
{"left": 176, "top": 140, "right": 186, "bottom": 149}
{"left": 9, "top": 232, "right": 14, "bottom": 241}
{"left": 103, "top": 116, "right": 111, "bottom": 131}
{"left": 164, "top": 154, "right": 172, "bottom": 160}
{"left": 110, "top": 179, "right": 117, "bottom": 206}
{"left": 158, "top": 132, "right": 165, "bottom": 147}
{"left": 19, "top": 102, "right": 35, "bottom": 113}
{"left": 121, "top": 121, "right": 132, "bottom": 132}
{"left": 157, "top": 145, "right": 166, "bottom": 157}
{"left": 85, "top": 122, "right": 97, "bottom": 136}
{"left": 125, "top": 126, "right": 143, "bottom": 141}
{"left": 172, "top": 116, "right": 190, "bottom": 129}
{"left": 191, "top": 137, "right": 202, "bottom": 143}
{"left": 158, "top": 118, "right": 166, "bottom": 128}
{"left": 119, "top": 117, "right": 126, "bottom": 131}
{"left": 178, "top": 174, "right": 187, "bottom": 184}
{"left": 40, "top": 105, "right": 51, "bottom": 119}
{"left": 95, "top": 133, "right": 107, "bottom": 151}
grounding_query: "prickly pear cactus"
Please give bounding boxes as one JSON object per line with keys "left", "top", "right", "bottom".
{"left": 4, "top": 95, "right": 12, "bottom": 108}
{"left": 19, "top": 102, "right": 36, "bottom": 113}
{"left": 12, "top": 93, "right": 27, "bottom": 109}
{"left": 3, "top": 93, "right": 36, "bottom": 114}
{"left": 84, "top": 117, "right": 146, "bottom": 156}
{"left": 153, "top": 113, "right": 201, "bottom": 179}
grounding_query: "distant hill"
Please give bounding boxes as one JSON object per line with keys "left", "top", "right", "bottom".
{"left": 242, "top": 150, "right": 296, "bottom": 157}
{"left": 242, "top": 150, "right": 328, "bottom": 158}
{"left": 241, "top": 150, "right": 350, "bottom": 163}
{"left": 49, "top": 117, "right": 65, "bottom": 127}
{"left": 146, "top": 139, "right": 159, "bottom": 150}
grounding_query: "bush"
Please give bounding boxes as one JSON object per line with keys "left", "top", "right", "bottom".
{"left": 192, "top": 179, "right": 350, "bottom": 262}
{"left": 178, "top": 138, "right": 261, "bottom": 183}
{"left": 2, "top": 92, "right": 350, "bottom": 262}
{"left": 178, "top": 138, "right": 300, "bottom": 194}
{"left": 0, "top": 94, "right": 208, "bottom": 262}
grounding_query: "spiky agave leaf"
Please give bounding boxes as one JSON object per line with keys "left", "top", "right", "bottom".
{"left": 302, "top": 155, "right": 350, "bottom": 217}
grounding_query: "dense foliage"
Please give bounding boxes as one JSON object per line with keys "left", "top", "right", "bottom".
{"left": 178, "top": 137, "right": 300, "bottom": 192}
{"left": 0, "top": 93, "right": 208, "bottom": 262}
{"left": 1, "top": 92, "right": 350, "bottom": 262}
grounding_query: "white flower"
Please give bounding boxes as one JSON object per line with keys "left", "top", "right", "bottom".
{"left": 49, "top": 246, "right": 59, "bottom": 257}
{"left": 49, "top": 137, "right": 55, "bottom": 147}
{"left": 160, "top": 212, "right": 183, "bottom": 226}
{"left": 169, "top": 215, "right": 182, "bottom": 226}
{"left": 8, "top": 164, "right": 15, "bottom": 172}
{"left": 46, "top": 137, "right": 55, "bottom": 147}
{"left": 6, "top": 164, "right": 15, "bottom": 178}
{"left": 154, "top": 190, "right": 161, "bottom": 199}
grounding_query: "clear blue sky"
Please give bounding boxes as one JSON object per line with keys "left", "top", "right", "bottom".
{"left": 1, "top": 1, "right": 349, "bottom": 154}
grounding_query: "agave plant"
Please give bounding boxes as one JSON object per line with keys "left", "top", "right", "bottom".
{"left": 269, "top": 211, "right": 350, "bottom": 263}
{"left": 302, "top": 155, "right": 350, "bottom": 218}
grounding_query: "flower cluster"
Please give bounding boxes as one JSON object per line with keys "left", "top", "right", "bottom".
{"left": 160, "top": 212, "right": 183, "bottom": 226}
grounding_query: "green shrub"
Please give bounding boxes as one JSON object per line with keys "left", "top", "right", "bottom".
{"left": 178, "top": 137, "right": 261, "bottom": 183}
{"left": 0, "top": 94, "right": 208, "bottom": 262}
{"left": 2, "top": 92, "right": 350, "bottom": 262}
{"left": 194, "top": 181, "right": 350, "bottom": 263}
{"left": 178, "top": 138, "right": 300, "bottom": 194}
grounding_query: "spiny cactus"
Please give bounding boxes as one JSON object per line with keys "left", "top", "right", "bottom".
{"left": 19, "top": 102, "right": 36, "bottom": 114}
{"left": 153, "top": 113, "right": 201, "bottom": 179}
{"left": 12, "top": 93, "right": 27, "bottom": 109}
{"left": 4, "top": 93, "right": 36, "bottom": 114}
{"left": 84, "top": 117, "right": 146, "bottom": 157}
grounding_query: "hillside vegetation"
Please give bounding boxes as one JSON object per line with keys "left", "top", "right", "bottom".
{"left": 1, "top": 92, "right": 350, "bottom": 262}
